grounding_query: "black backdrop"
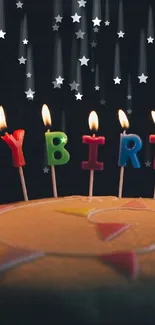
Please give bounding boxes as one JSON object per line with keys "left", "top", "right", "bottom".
{"left": 0, "top": 0, "right": 155, "bottom": 204}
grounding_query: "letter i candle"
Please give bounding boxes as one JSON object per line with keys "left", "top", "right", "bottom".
{"left": 118, "top": 109, "right": 143, "bottom": 198}
{"left": 41, "top": 104, "right": 70, "bottom": 198}
{"left": 82, "top": 111, "right": 105, "bottom": 197}
{"left": 149, "top": 110, "right": 155, "bottom": 198}
{"left": 0, "top": 106, "right": 28, "bottom": 201}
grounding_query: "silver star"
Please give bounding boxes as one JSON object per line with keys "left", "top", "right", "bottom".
{"left": 105, "top": 20, "right": 110, "bottom": 26}
{"left": 75, "top": 92, "right": 83, "bottom": 100}
{"left": 91, "top": 41, "right": 97, "bottom": 47}
{"left": 147, "top": 36, "right": 154, "bottom": 43}
{"left": 127, "top": 94, "right": 132, "bottom": 100}
{"left": 138, "top": 73, "right": 148, "bottom": 83}
{"left": 100, "top": 99, "right": 106, "bottom": 105}
{"left": 113, "top": 76, "right": 121, "bottom": 84}
{"left": 127, "top": 108, "right": 132, "bottom": 114}
{"left": 75, "top": 29, "right": 85, "bottom": 39}
{"left": 18, "top": 56, "right": 27, "bottom": 64}
{"left": 79, "top": 55, "right": 89, "bottom": 66}
{"left": 43, "top": 167, "right": 49, "bottom": 173}
{"left": 25, "top": 88, "right": 35, "bottom": 99}
{"left": 23, "top": 39, "right": 28, "bottom": 44}
{"left": 93, "top": 27, "right": 99, "bottom": 33}
{"left": 117, "top": 31, "right": 125, "bottom": 38}
{"left": 92, "top": 17, "right": 102, "bottom": 26}
{"left": 52, "top": 24, "right": 59, "bottom": 31}
{"left": 71, "top": 13, "right": 81, "bottom": 23}
{"left": 0, "top": 30, "right": 6, "bottom": 39}
{"left": 26, "top": 72, "right": 32, "bottom": 78}
{"left": 16, "top": 1, "right": 23, "bottom": 8}
{"left": 78, "top": 0, "right": 87, "bottom": 7}
{"left": 69, "top": 81, "right": 79, "bottom": 91}
{"left": 55, "top": 15, "right": 63, "bottom": 23}
{"left": 56, "top": 76, "right": 64, "bottom": 84}
{"left": 95, "top": 85, "right": 100, "bottom": 91}
{"left": 52, "top": 81, "right": 61, "bottom": 89}
{"left": 145, "top": 161, "right": 151, "bottom": 167}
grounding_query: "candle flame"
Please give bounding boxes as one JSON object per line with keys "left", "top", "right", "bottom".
{"left": 151, "top": 110, "right": 155, "bottom": 123}
{"left": 88, "top": 111, "right": 99, "bottom": 131}
{"left": 118, "top": 109, "right": 130, "bottom": 129}
{"left": 41, "top": 104, "right": 52, "bottom": 127}
{"left": 0, "top": 106, "right": 7, "bottom": 131}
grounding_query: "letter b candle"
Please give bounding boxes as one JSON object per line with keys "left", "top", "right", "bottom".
{"left": 82, "top": 111, "right": 105, "bottom": 197}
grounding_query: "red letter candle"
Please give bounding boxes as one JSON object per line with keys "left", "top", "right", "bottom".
{"left": 0, "top": 106, "right": 28, "bottom": 201}
{"left": 82, "top": 111, "right": 105, "bottom": 197}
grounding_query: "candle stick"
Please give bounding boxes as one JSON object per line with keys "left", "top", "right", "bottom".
{"left": 118, "top": 110, "right": 129, "bottom": 198}
{"left": 82, "top": 111, "right": 105, "bottom": 197}
{"left": 149, "top": 110, "right": 155, "bottom": 198}
{"left": 0, "top": 106, "right": 28, "bottom": 201}
{"left": 118, "top": 109, "right": 143, "bottom": 198}
{"left": 41, "top": 104, "right": 70, "bottom": 198}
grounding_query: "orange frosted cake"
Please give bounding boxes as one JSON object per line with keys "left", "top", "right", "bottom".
{"left": 0, "top": 196, "right": 155, "bottom": 325}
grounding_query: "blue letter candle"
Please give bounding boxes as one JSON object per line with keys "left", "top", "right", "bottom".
{"left": 118, "top": 134, "right": 143, "bottom": 168}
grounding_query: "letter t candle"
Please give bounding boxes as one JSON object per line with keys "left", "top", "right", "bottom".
{"left": 82, "top": 111, "right": 105, "bottom": 197}
{"left": 0, "top": 106, "right": 28, "bottom": 201}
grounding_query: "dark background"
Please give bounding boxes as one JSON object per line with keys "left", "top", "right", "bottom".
{"left": 0, "top": 0, "right": 155, "bottom": 204}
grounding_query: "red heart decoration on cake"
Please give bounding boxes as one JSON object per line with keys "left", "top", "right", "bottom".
{"left": 96, "top": 223, "right": 130, "bottom": 241}
{"left": 100, "top": 251, "right": 139, "bottom": 279}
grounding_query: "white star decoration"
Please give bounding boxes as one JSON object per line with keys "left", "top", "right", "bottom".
{"left": 78, "top": 0, "right": 87, "bottom": 7}
{"left": 117, "top": 31, "right": 125, "bottom": 38}
{"left": 18, "top": 56, "right": 27, "bottom": 64}
{"left": 75, "top": 29, "right": 85, "bottom": 39}
{"left": 23, "top": 39, "right": 28, "bottom": 45}
{"left": 0, "top": 30, "right": 6, "bottom": 39}
{"left": 138, "top": 73, "right": 148, "bottom": 83}
{"left": 75, "top": 92, "right": 83, "bottom": 100}
{"left": 71, "top": 13, "right": 81, "bottom": 23}
{"left": 95, "top": 86, "right": 100, "bottom": 91}
{"left": 43, "top": 167, "right": 49, "bottom": 173}
{"left": 55, "top": 15, "right": 63, "bottom": 23}
{"left": 127, "top": 109, "right": 132, "bottom": 114}
{"left": 56, "top": 76, "right": 64, "bottom": 84}
{"left": 145, "top": 161, "right": 151, "bottom": 167}
{"left": 105, "top": 20, "right": 110, "bottom": 26}
{"left": 16, "top": 1, "right": 23, "bottom": 8}
{"left": 52, "top": 81, "right": 61, "bottom": 89}
{"left": 113, "top": 76, "right": 121, "bottom": 84}
{"left": 25, "top": 89, "right": 35, "bottom": 99}
{"left": 147, "top": 36, "right": 154, "bottom": 43}
{"left": 79, "top": 56, "right": 89, "bottom": 66}
{"left": 92, "top": 17, "right": 102, "bottom": 26}
{"left": 127, "top": 94, "right": 132, "bottom": 100}
{"left": 26, "top": 72, "right": 32, "bottom": 78}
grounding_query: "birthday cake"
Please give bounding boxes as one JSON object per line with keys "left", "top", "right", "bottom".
{"left": 0, "top": 196, "right": 155, "bottom": 324}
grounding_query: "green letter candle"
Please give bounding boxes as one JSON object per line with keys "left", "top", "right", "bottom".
{"left": 45, "top": 131, "right": 70, "bottom": 166}
{"left": 42, "top": 104, "right": 70, "bottom": 198}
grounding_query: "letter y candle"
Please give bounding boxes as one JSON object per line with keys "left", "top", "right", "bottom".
{"left": 0, "top": 106, "right": 28, "bottom": 201}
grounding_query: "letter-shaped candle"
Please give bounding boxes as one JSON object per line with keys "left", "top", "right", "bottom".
{"left": 82, "top": 111, "right": 105, "bottom": 197}
{"left": 149, "top": 110, "right": 155, "bottom": 198}
{"left": 118, "top": 134, "right": 143, "bottom": 168}
{"left": 118, "top": 109, "right": 142, "bottom": 198}
{"left": 42, "top": 104, "right": 70, "bottom": 198}
{"left": 0, "top": 106, "right": 28, "bottom": 201}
